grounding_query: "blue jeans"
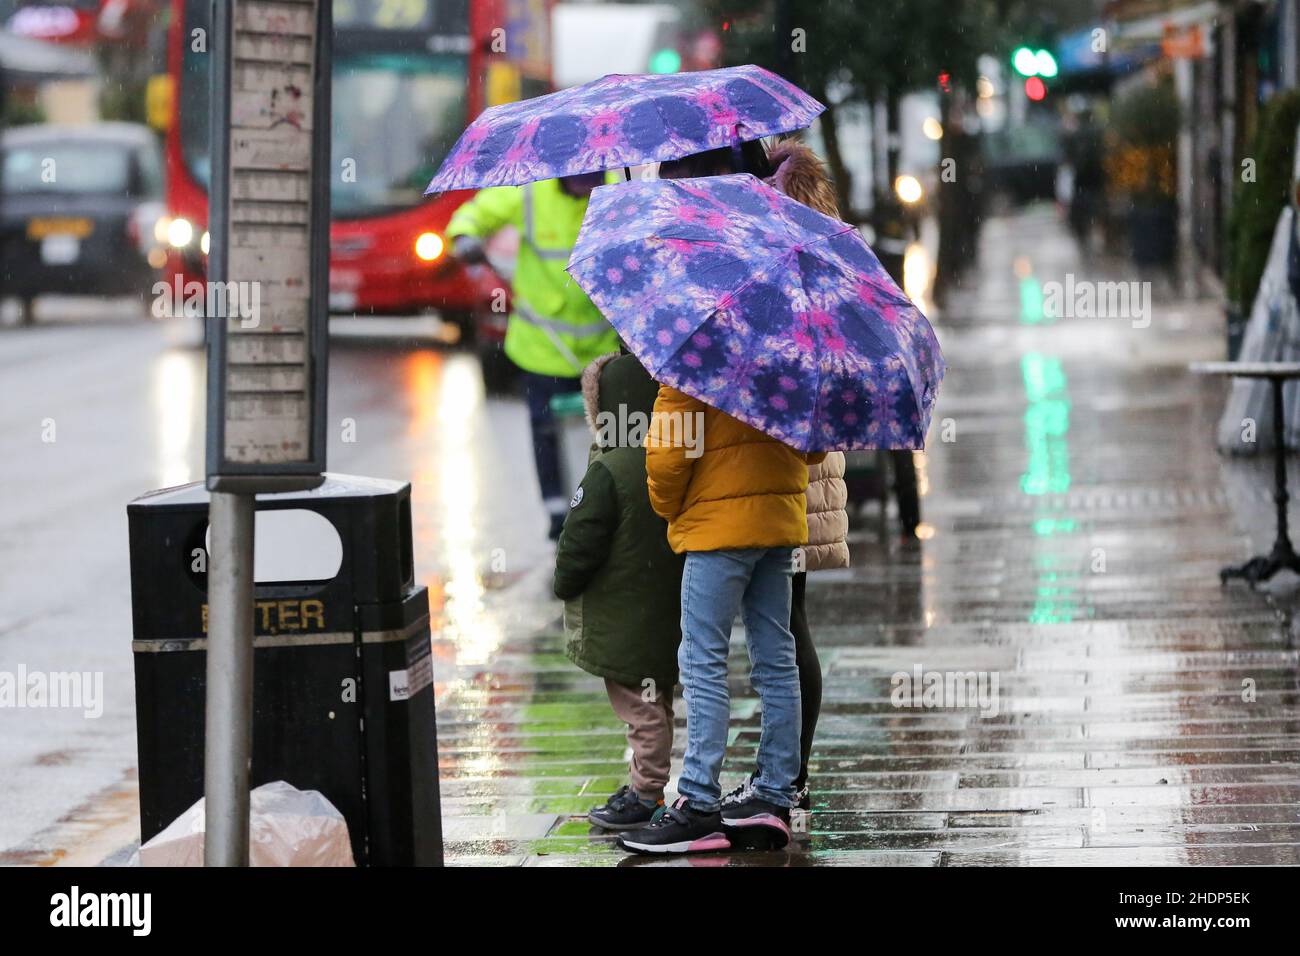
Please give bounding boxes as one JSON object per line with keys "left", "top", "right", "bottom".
{"left": 677, "top": 547, "right": 801, "bottom": 812}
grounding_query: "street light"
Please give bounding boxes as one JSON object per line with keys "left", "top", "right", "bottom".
{"left": 895, "top": 174, "right": 924, "bottom": 204}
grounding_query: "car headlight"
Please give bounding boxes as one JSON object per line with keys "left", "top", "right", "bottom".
{"left": 167, "top": 216, "right": 194, "bottom": 248}
{"left": 414, "top": 231, "right": 444, "bottom": 262}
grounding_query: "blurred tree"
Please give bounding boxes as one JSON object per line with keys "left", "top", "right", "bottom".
{"left": 704, "top": 0, "right": 1019, "bottom": 215}
{"left": 1226, "top": 88, "right": 1300, "bottom": 316}
{"left": 704, "top": 0, "right": 1057, "bottom": 310}
{"left": 704, "top": 0, "right": 1096, "bottom": 301}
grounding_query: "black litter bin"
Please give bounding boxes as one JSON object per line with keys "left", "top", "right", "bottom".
{"left": 127, "top": 473, "right": 442, "bottom": 866}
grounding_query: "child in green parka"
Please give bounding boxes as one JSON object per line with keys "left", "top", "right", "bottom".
{"left": 553, "top": 350, "right": 685, "bottom": 830}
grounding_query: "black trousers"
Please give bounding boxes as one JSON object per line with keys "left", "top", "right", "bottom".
{"left": 791, "top": 571, "right": 820, "bottom": 790}
{"left": 522, "top": 371, "right": 574, "bottom": 508}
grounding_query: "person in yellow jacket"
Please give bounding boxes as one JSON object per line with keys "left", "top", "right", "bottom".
{"left": 609, "top": 145, "right": 827, "bottom": 856}
{"left": 619, "top": 378, "right": 825, "bottom": 856}
{"left": 447, "top": 172, "right": 621, "bottom": 538}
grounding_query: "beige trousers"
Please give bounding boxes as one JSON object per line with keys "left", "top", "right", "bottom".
{"left": 605, "top": 678, "right": 675, "bottom": 800}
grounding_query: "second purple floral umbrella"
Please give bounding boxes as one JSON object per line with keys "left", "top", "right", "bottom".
{"left": 566, "top": 174, "right": 944, "bottom": 452}
{"left": 424, "top": 65, "right": 823, "bottom": 193}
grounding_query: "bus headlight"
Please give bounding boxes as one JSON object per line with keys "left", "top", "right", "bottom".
{"left": 200, "top": 231, "right": 210, "bottom": 255}
{"left": 414, "top": 231, "right": 444, "bottom": 262}
{"left": 166, "top": 216, "right": 195, "bottom": 248}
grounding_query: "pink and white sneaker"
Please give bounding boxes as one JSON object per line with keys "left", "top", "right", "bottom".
{"left": 720, "top": 794, "right": 793, "bottom": 850}
{"left": 617, "top": 798, "right": 732, "bottom": 855}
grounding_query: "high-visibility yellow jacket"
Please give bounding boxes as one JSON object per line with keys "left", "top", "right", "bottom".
{"left": 447, "top": 176, "right": 621, "bottom": 377}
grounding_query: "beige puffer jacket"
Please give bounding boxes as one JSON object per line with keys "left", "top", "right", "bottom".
{"left": 767, "top": 140, "right": 850, "bottom": 572}
{"left": 805, "top": 452, "right": 849, "bottom": 570}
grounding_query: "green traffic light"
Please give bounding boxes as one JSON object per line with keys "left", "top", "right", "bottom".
{"left": 649, "top": 48, "right": 681, "bottom": 74}
{"left": 1013, "top": 46, "right": 1038, "bottom": 76}
{"left": 1013, "top": 46, "right": 1058, "bottom": 78}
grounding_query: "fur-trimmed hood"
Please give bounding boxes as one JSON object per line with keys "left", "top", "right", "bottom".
{"left": 581, "top": 352, "right": 618, "bottom": 437}
{"left": 579, "top": 351, "right": 660, "bottom": 449}
{"left": 765, "top": 139, "right": 839, "bottom": 218}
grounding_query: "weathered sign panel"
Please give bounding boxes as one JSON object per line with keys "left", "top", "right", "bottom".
{"left": 207, "top": 0, "right": 330, "bottom": 490}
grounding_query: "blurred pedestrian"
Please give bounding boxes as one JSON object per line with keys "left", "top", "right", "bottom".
{"left": 552, "top": 349, "right": 684, "bottom": 831}
{"left": 447, "top": 172, "right": 620, "bottom": 539}
{"left": 1064, "top": 107, "right": 1106, "bottom": 256}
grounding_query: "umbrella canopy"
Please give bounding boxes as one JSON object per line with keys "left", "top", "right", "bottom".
{"left": 425, "top": 65, "right": 823, "bottom": 194}
{"left": 566, "top": 174, "right": 944, "bottom": 452}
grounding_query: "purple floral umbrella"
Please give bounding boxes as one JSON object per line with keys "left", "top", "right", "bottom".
{"left": 566, "top": 174, "right": 944, "bottom": 452}
{"left": 424, "top": 65, "right": 823, "bottom": 194}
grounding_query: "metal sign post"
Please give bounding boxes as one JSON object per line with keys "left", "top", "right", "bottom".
{"left": 205, "top": 0, "right": 331, "bottom": 866}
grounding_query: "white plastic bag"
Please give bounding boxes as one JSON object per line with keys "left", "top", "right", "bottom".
{"left": 140, "top": 781, "right": 355, "bottom": 867}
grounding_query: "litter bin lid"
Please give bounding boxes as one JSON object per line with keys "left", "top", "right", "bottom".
{"left": 549, "top": 392, "right": 586, "bottom": 418}
{"left": 128, "top": 473, "right": 409, "bottom": 511}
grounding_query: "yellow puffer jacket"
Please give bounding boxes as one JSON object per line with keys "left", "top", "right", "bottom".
{"left": 645, "top": 385, "right": 826, "bottom": 553}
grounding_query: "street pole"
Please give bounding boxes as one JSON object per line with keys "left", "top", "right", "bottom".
{"left": 1174, "top": 55, "right": 1198, "bottom": 299}
{"left": 203, "top": 0, "right": 331, "bottom": 865}
{"left": 0, "top": 63, "right": 6, "bottom": 312}
{"left": 204, "top": 490, "right": 255, "bottom": 866}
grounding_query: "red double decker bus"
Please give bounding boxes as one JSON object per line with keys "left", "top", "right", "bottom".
{"left": 157, "top": 0, "right": 551, "bottom": 346}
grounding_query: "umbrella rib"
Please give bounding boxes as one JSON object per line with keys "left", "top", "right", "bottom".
{"left": 777, "top": 246, "right": 829, "bottom": 453}
{"left": 796, "top": 257, "right": 829, "bottom": 454}
{"left": 792, "top": 221, "right": 920, "bottom": 311}
{"left": 650, "top": 258, "right": 769, "bottom": 379}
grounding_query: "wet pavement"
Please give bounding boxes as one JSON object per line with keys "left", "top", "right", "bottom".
{"left": 0, "top": 313, "right": 552, "bottom": 856}
{"left": 433, "top": 206, "right": 1300, "bottom": 866}
{"left": 2, "top": 205, "right": 1298, "bottom": 865}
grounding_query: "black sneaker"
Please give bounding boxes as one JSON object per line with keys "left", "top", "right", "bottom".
{"left": 720, "top": 773, "right": 756, "bottom": 808}
{"left": 726, "top": 773, "right": 807, "bottom": 811}
{"left": 588, "top": 785, "right": 661, "bottom": 831}
{"left": 617, "top": 798, "right": 731, "bottom": 855}
{"left": 721, "top": 793, "right": 792, "bottom": 850}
